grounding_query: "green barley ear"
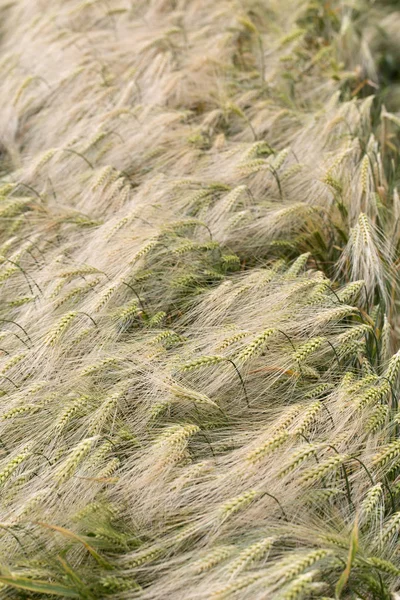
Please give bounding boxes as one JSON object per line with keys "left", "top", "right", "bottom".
{"left": 246, "top": 431, "right": 289, "bottom": 464}
{"left": 299, "top": 455, "right": 348, "bottom": 484}
{"left": 364, "top": 557, "right": 400, "bottom": 576}
{"left": 0, "top": 444, "right": 32, "bottom": 485}
{"left": 292, "top": 337, "right": 326, "bottom": 363}
{"left": 169, "top": 382, "right": 217, "bottom": 407}
{"left": 219, "top": 490, "right": 258, "bottom": 520}
{"left": 284, "top": 253, "right": 310, "bottom": 279}
{"left": 211, "top": 572, "right": 264, "bottom": 599}
{"left": 45, "top": 312, "right": 77, "bottom": 345}
{"left": 372, "top": 440, "right": 400, "bottom": 470}
{"left": 216, "top": 330, "right": 249, "bottom": 351}
{"left": 384, "top": 348, "right": 400, "bottom": 383}
{"left": 379, "top": 512, "right": 400, "bottom": 543}
{"left": 190, "top": 546, "right": 235, "bottom": 574}
{"left": 359, "top": 483, "right": 383, "bottom": 524}
{"left": 365, "top": 404, "right": 388, "bottom": 434}
{"left": 281, "top": 570, "right": 324, "bottom": 600}
{"left": 148, "top": 311, "right": 167, "bottom": 327}
{"left": 236, "top": 329, "right": 275, "bottom": 363}
{"left": 280, "top": 550, "right": 332, "bottom": 584}
{"left": 337, "top": 280, "right": 364, "bottom": 303}
{"left": 181, "top": 355, "right": 225, "bottom": 371}
{"left": 292, "top": 402, "right": 322, "bottom": 436}
{"left": 380, "top": 315, "right": 391, "bottom": 361}
{"left": 54, "top": 395, "right": 91, "bottom": 432}
{"left": 55, "top": 438, "right": 95, "bottom": 483}
{"left": 279, "top": 444, "right": 320, "bottom": 477}
{"left": 227, "top": 537, "right": 276, "bottom": 576}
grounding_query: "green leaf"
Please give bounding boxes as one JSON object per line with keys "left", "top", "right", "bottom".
{"left": 335, "top": 518, "right": 359, "bottom": 598}
{"left": 0, "top": 575, "right": 79, "bottom": 597}
{"left": 36, "top": 522, "right": 113, "bottom": 569}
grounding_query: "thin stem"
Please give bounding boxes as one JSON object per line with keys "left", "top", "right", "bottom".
{"left": 225, "top": 359, "right": 249, "bottom": 408}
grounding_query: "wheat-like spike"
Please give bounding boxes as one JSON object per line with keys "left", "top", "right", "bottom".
{"left": 272, "top": 148, "right": 289, "bottom": 170}
{"left": 292, "top": 402, "right": 322, "bottom": 435}
{"left": 114, "top": 300, "right": 139, "bottom": 321}
{"left": 281, "top": 163, "right": 304, "bottom": 181}
{"left": 171, "top": 274, "right": 199, "bottom": 289}
{"left": 0, "top": 265, "right": 18, "bottom": 282}
{"left": 55, "top": 395, "right": 91, "bottom": 431}
{"left": 156, "top": 424, "right": 200, "bottom": 448}
{"left": 80, "top": 357, "right": 119, "bottom": 376}
{"left": 346, "top": 373, "right": 378, "bottom": 393}
{"left": 14, "top": 489, "right": 49, "bottom": 522}
{"left": 45, "top": 311, "right": 77, "bottom": 345}
{"left": 280, "top": 550, "right": 331, "bottom": 583}
{"left": 236, "top": 329, "right": 275, "bottom": 363}
{"left": 317, "top": 306, "right": 357, "bottom": 324}
{"left": 32, "top": 148, "right": 58, "bottom": 173}
{"left": 360, "top": 483, "right": 383, "bottom": 523}
{"left": 58, "top": 265, "right": 100, "bottom": 279}
{"left": 246, "top": 431, "right": 289, "bottom": 464}
{"left": 221, "top": 254, "right": 241, "bottom": 268}
{"left": 279, "top": 444, "right": 321, "bottom": 477}
{"left": 96, "top": 458, "right": 120, "bottom": 479}
{"left": 384, "top": 348, "right": 400, "bottom": 384}
{"left": 227, "top": 210, "right": 251, "bottom": 230}
{"left": 285, "top": 253, "right": 310, "bottom": 278}
{"left": 220, "top": 185, "right": 247, "bottom": 213}
{"left": 300, "top": 454, "right": 348, "bottom": 484}
{"left": 0, "top": 444, "right": 32, "bottom": 484}
{"left": 91, "top": 165, "right": 115, "bottom": 191}
{"left": 366, "top": 405, "right": 388, "bottom": 434}
{"left": 94, "top": 282, "right": 119, "bottom": 312}
{"left": 238, "top": 159, "right": 267, "bottom": 174}
{"left": 87, "top": 440, "right": 114, "bottom": 467}
{"left": 211, "top": 572, "right": 264, "bottom": 598}
{"left": 99, "top": 575, "right": 139, "bottom": 593}
{"left": 275, "top": 405, "right": 303, "bottom": 432}
{"left": 372, "top": 440, "right": 400, "bottom": 468}
{"left": 72, "top": 500, "right": 116, "bottom": 522}
{"left": 55, "top": 278, "right": 100, "bottom": 309}
{"left": 152, "top": 331, "right": 182, "bottom": 346}
{"left": 324, "top": 174, "right": 343, "bottom": 193}
{"left": 181, "top": 355, "right": 225, "bottom": 371}
{"left": 304, "top": 384, "right": 333, "bottom": 399}
{"left": 148, "top": 311, "right": 167, "bottom": 327}
{"left": 355, "top": 381, "right": 390, "bottom": 410}
{"left": 169, "top": 382, "right": 217, "bottom": 407}
{"left": 190, "top": 546, "right": 235, "bottom": 574}
{"left": 88, "top": 388, "right": 124, "bottom": 434}
{"left": 360, "top": 154, "right": 370, "bottom": 194}
{"left": 365, "top": 557, "right": 400, "bottom": 576}
{"left": 55, "top": 437, "right": 95, "bottom": 483}
{"left": 228, "top": 537, "right": 276, "bottom": 575}
{"left": 1, "top": 351, "right": 27, "bottom": 374}
{"left": 381, "top": 315, "right": 391, "bottom": 361}
{"left": 126, "top": 545, "right": 164, "bottom": 568}
{"left": 1, "top": 404, "right": 41, "bottom": 420}
{"left": 292, "top": 337, "right": 325, "bottom": 363}
{"left": 219, "top": 490, "right": 258, "bottom": 519}
{"left": 380, "top": 512, "right": 400, "bottom": 543}
{"left": 129, "top": 238, "right": 159, "bottom": 264}
{"left": 216, "top": 331, "right": 249, "bottom": 351}
{"left": 337, "top": 280, "right": 364, "bottom": 303}
{"left": 337, "top": 324, "right": 371, "bottom": 346}
{"left": 8, "top": 296, "right": 35, "bottom": 307}
{"left": 281, "top": 570, "right": 322, "bottom": 600}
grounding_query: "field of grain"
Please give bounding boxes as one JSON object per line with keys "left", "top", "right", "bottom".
{"left": 0, "top": 1, "right": 400, "bottom": 598}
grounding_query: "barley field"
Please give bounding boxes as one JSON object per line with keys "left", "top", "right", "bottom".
{"left": 0, "top": 0, "right": 399, "bottom": 598}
